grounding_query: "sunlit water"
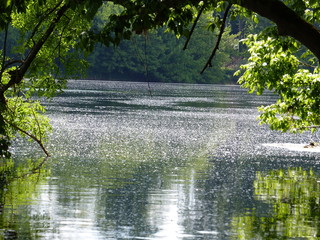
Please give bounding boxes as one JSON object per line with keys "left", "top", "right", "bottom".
{"left": 2, "top": 80, "right": 320, "bottom": 239}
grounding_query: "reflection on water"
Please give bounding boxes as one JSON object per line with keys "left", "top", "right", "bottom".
{"left": 0, "top": 157, "right": 50, "bottom": 239}
{"left": 1, "top": 80, "right": 319, "bottom": 239}
{"left": 232, "top": 168, "right": 320, "bottom": 239}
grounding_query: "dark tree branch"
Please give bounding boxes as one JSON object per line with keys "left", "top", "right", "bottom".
{"left": 183, "top": 2, "right": 206, "bottom": 50}
{"left": 18, "top": 156, "right": 50, "bottom": 178}
{"left": 201, "top": 2, "right": 232, "bottom": 74}
{"left": 238, "top": 0, "right": 320, "bottom": 62}
{"left": 300, "top": 125, "right": 320, "bottom": 129}
{"left": 0, "top": 2, "right": 14, "bottom": 84}
{"left": 18, "top": 4, "right": 69, "bottom": 78}
{"left": 4, "top": 118, "right": 50, "bottom": 157}
{"left": 298, "top": 60, "right": 317, "bottom": 69}
{"left": 0, "top": 4, "right": 69, "bottom": 98}
{"left": 27, "top": 0, "right": 64, "bottom": 45}
{"left": 3, "top": 59, "right": 24, "bottom": 69}
{"left": 145, "top": 0, "right": 320, "bottom": 64}
{"left": 0, "top": 23, "right": 9, "bottom": 82}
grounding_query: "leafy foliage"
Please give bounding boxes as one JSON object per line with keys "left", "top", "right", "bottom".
{"left": 237, "top": 34, "right": 320, "bottom": 132}
{"left": 0, "top": 0, "right": 96, "bottom": 157}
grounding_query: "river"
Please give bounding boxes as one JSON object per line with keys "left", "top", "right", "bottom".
{"left": 1, "top": 80, "right": 320, "bottom": 239}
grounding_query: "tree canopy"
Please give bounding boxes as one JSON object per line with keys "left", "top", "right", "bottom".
{"left": 0, "top": 0, "right": 319, "bottom": 157}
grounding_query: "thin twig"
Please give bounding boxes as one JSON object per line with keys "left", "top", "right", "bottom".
{"left": 32, "top": 109, "right": 43, "bottom": 142}
{"left": 183, "top": 2, "right": 206, "bottom": 50}
{"left": 201, "top": 2, "right": 232, "bottom": 74}
{"left": 52, "top": 16, "right": 72, "bottom": 79}
{"left": 132, "top": 35, "right": 152, "bottom": 96}
{"left": 143, "top": 33, "right": 152, "bottom": 96}
{"left": 299, "top": 125, "right": 320, "bottom": 129}
{"left": 298, "top": 60, "right": 317, "bottom": 68}
{"left": 18, "top": 156, "right": 50, "bottom": 178}
{"left": 3, "top": 59, "right": 24, "bottom": 69}
{"left": 4, "top": 118, "right": 50, "bottom": 157}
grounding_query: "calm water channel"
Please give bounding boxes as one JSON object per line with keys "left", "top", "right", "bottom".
{"left": 1, "top": 80, "right": 320, "bottom": 239}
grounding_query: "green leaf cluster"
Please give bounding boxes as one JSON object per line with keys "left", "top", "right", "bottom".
{"left": 0, "top": 0, "right": 96, "bottom": 156}
{"left": 237, "top": 34, "right": 320, "bottom": 133}
{"left": 4, "top": 97, "right": 52, "bottom": 142}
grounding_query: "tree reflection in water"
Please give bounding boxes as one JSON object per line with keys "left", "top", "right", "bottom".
{"left": 0, "top": 157, "right": 49, "bottom": 239}
{"left": 232, "top": 167, "right": 320, "bottom": 239}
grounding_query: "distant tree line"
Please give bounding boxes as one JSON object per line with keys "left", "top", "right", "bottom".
{"left": 0, "top": 4, "right": 267, "bottom": 84}
{"left": 87, "top": 27, "right": 241, "bottom": 84}
{"left": 85, "top": 4, "right": 263, "bottom": 84}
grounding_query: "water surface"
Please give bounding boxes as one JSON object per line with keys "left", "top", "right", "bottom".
{"left": 1, "top": 81, "right": 320, "bottom": 239}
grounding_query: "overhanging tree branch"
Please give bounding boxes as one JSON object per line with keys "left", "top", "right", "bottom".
{"left": 3, "top": 118, "right": 50, "bottom": 157}
{"left": 183, "top": 2, "right": 206, "bottom": 50}
{"left": 0, "top": 22, "right": 10, "bottom": 84}
{"left": 0, "top": 4, "right": 69, "bottom": 98}
{"left": 18, "top": 156, "right": 50, "bottom": 178}
{"left": 299, "top": 125, "right": 320, "bottom": 129}
{"left": 238, "top": 0, "right": 320, "bottom": 62}
{"left": 146, "top": 0, "right": 320, "bottom": 64}
{"left": 201, "top": 2, "right": 232, "bottom": 74}
{"left": 27, "top": 0, "right": 64, "bottom": 45}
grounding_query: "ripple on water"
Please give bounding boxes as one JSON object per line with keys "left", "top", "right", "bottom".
{"left": 7, "top": 81, "right": 320, "bottom": 240}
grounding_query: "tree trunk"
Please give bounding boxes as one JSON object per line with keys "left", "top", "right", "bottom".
{"left": 238, "top": 0, "right": 320, "bottom": 61}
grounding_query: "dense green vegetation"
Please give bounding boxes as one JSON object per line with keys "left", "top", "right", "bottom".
{"left": 87, "top": 28, "right": 239, "bottom": 84}
{"left": 85, "top": 4, "right": 262, "bottom": 83}
{"left": 0, "top": 2, "right": 271, "bottom": 85}
{"left": 0, "top": 11, "right": 244, "bottom": 84}
{"left": 87, "top": 16, "right": 244, "bottom": 83}
{"left": 0, "top": 0, "right": 319, "bottom": 157}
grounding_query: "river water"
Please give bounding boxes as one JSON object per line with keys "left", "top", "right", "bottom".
{"left": 1, "top": 80, "right": 320, "bottom": 239}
